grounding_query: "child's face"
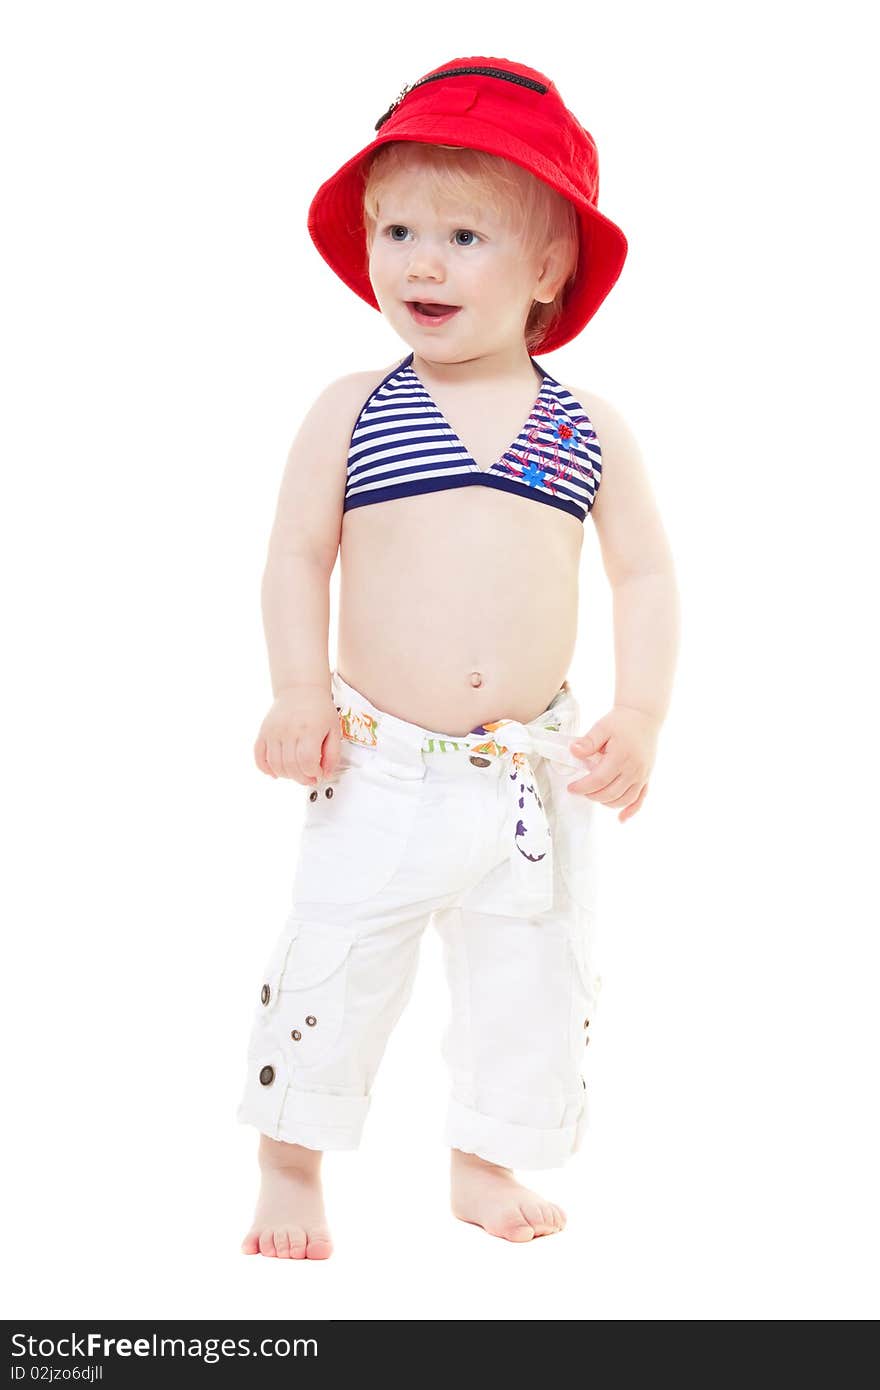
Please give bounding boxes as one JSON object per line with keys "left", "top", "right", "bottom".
{"left": 367, "top": 166, "right": 552, "bottom": 359}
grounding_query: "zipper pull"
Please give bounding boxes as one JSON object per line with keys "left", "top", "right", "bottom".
{"left": 375, "top": 81, "right": 413, "bottom": 130}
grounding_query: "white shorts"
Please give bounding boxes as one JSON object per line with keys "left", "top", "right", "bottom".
{"left": 236, "top": 670, "right": 603, "bottom": 1170}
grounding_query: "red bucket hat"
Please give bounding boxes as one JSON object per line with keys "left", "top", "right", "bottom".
{"left": 307, "top": 55, "right": 628, "bottom": 354}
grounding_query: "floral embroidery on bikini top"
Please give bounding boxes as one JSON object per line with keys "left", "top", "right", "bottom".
{"left": 344, "top": 352, "right": 602, "bottom": 523}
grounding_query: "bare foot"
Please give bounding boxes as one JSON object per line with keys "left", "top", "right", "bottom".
{"left": 241, "top": 1135, "right": 333, "bottom": 1259}
{"left": 450, "top": 1148, "right": 567, "bottom": 1242}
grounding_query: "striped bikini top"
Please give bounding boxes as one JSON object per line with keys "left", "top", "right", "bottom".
{"left": 344, "top": 352, "right": 602, "bottom": 524}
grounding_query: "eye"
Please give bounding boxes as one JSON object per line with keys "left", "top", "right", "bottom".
{"left": 453, "top": 229, "right": 481, "bottom": 247}
{"left": 383, "top": 224, "right": 411, "bottom": 241}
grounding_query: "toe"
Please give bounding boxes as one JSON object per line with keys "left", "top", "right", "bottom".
{"left": 258, "top": 1229, "right": 277, "bottom": 1257}
{"left": 274, "top": 1229, "right": 291, "bottom": 1259}
{"left": 240, "top": 1231, "right": 260, "bottom": 1255}
{"left": 519, "top": 1201, "right": 551, "bottom": 1236}
{"left": 531, "top": 1201, "right": 564, "bottom": 1236}
{"left": 305, "top": 1229, "right": 333, "bottom": 1260}
{"left": 551, "top": 1204, "right": 567, "bottom": 1229}
{"left": 538, "top": 1203, "right": 560, "bottom": 1234}
{"left": 497, "top": 1210, "right": 535, "bottom": 1242}
{"left": 287, "top": 1227, "right": 309, "bottom": 1260}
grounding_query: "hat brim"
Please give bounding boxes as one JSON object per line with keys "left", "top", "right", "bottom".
{"left": 307, "top": 115, "right": 628, "bottom": 354}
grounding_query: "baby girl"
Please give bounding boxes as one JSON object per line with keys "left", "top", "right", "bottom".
{"left": 237, "top": 55, "right": 679, "bottom": 1258}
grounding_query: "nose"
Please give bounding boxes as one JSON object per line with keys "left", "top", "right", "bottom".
{"left": 405, "top": 246, "right": 446, "bottom": 283}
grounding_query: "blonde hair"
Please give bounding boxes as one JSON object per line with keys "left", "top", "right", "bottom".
{"left": 362, "top": 142, "right": 579, "bottom": 353}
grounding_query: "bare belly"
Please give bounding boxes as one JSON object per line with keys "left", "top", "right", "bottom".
{"left": 337, "top": 485, "right": 583, "bottom": 736}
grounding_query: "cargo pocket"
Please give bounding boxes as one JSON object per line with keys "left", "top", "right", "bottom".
{"left": 237, "top": 1041, "right": 288, "bottom": 1136}
{"left": 257, "top": 917, "right": 353, "bottom": 1070}
{"left": 291, "top": 757, "right": 425, "bottom": 905}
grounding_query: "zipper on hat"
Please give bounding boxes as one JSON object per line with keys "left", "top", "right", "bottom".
{"left": 375, "top": 66, "right": 548, "bottom": 131}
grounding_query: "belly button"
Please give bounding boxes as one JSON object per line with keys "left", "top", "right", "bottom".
{"left": 469, "top": 671, "right": 483, "bottom": 688}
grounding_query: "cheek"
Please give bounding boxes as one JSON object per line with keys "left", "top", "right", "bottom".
{"left": 370, "top": 247, "right": 404, "bottom": 298}
{"left": 481, "top": 268, "right": 521, "bottom": 308}
{"left": 367, "top": 249, "right": 391, "bottom": 297}
{"left": 473, "top": 249, "right": 517, "bottom": 294}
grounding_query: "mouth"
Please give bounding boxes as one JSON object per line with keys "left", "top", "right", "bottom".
{"left": 405, "top": 301, "right": 462, "bottom": 327}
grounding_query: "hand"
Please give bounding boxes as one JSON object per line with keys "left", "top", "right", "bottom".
{"left": 567, "top": 705, "right": 660, "bottom": 824}
{"left": 253, "top": 685, "right": 341, "bottom": 785}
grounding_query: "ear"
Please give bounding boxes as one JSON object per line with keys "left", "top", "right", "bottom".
{"left": 532, "top": 238, "right": 569, "bottom": 305}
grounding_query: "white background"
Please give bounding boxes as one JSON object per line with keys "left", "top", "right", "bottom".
{"left": 2, "top": 0, "right": 878, "bottom": 1321}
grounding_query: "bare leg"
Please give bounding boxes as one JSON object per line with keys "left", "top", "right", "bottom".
{"left": 450, "top": 1148, "right": 566, "bottom": 1242}
{"left": 241, "top": 1135, "right": 333, "bottom": 1260}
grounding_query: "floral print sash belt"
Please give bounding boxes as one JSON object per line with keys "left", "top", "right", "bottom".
{"left": 332, "top": 673, "right": 590, "bottom": 914}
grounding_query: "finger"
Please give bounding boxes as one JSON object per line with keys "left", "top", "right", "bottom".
{"left": 590, "top": 770, "right": 635, "bottom": 804}
{"left": 281, "top": 739, "right": 307, "bottom": 781}
{"left": 265, "top": 738, "right": 284, "bottom": 778}
{"left": 253, "top": 738, "right": 276, "bottom": 777}
{"left": 585, "top": 753, "right": 641, "bottom": 799}
{"left": 570, "top": 734, "right": 609, "bottom": 758}
{"left": 295, "top": 741, "right": 323, "bottom": 785}
{"left": 619, "top": 783, "right": 649, "bottom": 822}
{"left": 320, "top": 730, "right": 342, "bottom": 776}
{"left": 570, "top": 744, "right": 606, "bottom": 770}
{"left": 605, "top": 777, "right": 643, "bottom": 807}
{"left": 567, "top": 759, "right": 625, "bottom": 797}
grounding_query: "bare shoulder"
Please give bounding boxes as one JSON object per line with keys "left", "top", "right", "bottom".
{"left": 266, "top": 361, "right": 406, "bottom": 568}
{"left": 283, "top": 358, "right": 407, "bottom": 467}
{"left": 558, "top": 380, "right": 649, "bottom": 501}
{"left": 558, "top": 380, "right": 670, "bottom": 578}
{"left": 304, "top": 358, "right": 406, "bottom": 434}
{"left": 558, "top": 381, "right": 644, "bottom": 470}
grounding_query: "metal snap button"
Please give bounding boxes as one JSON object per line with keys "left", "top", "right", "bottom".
{"left": 291, "top": 1029, "right": 302, "bottom": 1041}
{"left": 305, "top": 1015, "right": 317, "bottom": 1026}
{"left": 259, "top": 1065, "right": 275, "bottom": 1086}
{"left": 583, "top": 1018, "right": 590, "bottom": 1029}
{"left": 309, "top": 789, "right": 318, "bottom": 802}
{"left": 324, "top": 786, "right": 333, "bottom": 798}
{"left": 469, "top": 755, "right": 491, "bottom": 768}
{"left": 260, "top": 984, "right": 271, "bottom": 1006}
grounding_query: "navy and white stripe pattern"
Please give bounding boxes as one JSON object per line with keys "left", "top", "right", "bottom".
{"left": 344, "top": 352, "right": 602, "bottom": 523}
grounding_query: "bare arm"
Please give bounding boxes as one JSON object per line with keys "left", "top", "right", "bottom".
{"left": 260, "top": 375, "right": 364, "bottom": 698}
{"left": 254, "top": 366, "right": 403, "bottom": 783}
{"left": 262, "top": 553, "right": 332, "bottom": 697}
{"left": 584, "top": 389, "right": 680, "bottom": 726}
{"left": 562, "top": 386, "right": 680, "bottom": 821}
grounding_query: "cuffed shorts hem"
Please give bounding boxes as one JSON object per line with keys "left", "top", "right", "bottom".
{"left": 444, "top": 1095, "right": 589, "bottom": 1171}
{"left": 236, "top": 1088, "right": 371, "bottom": 1152}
